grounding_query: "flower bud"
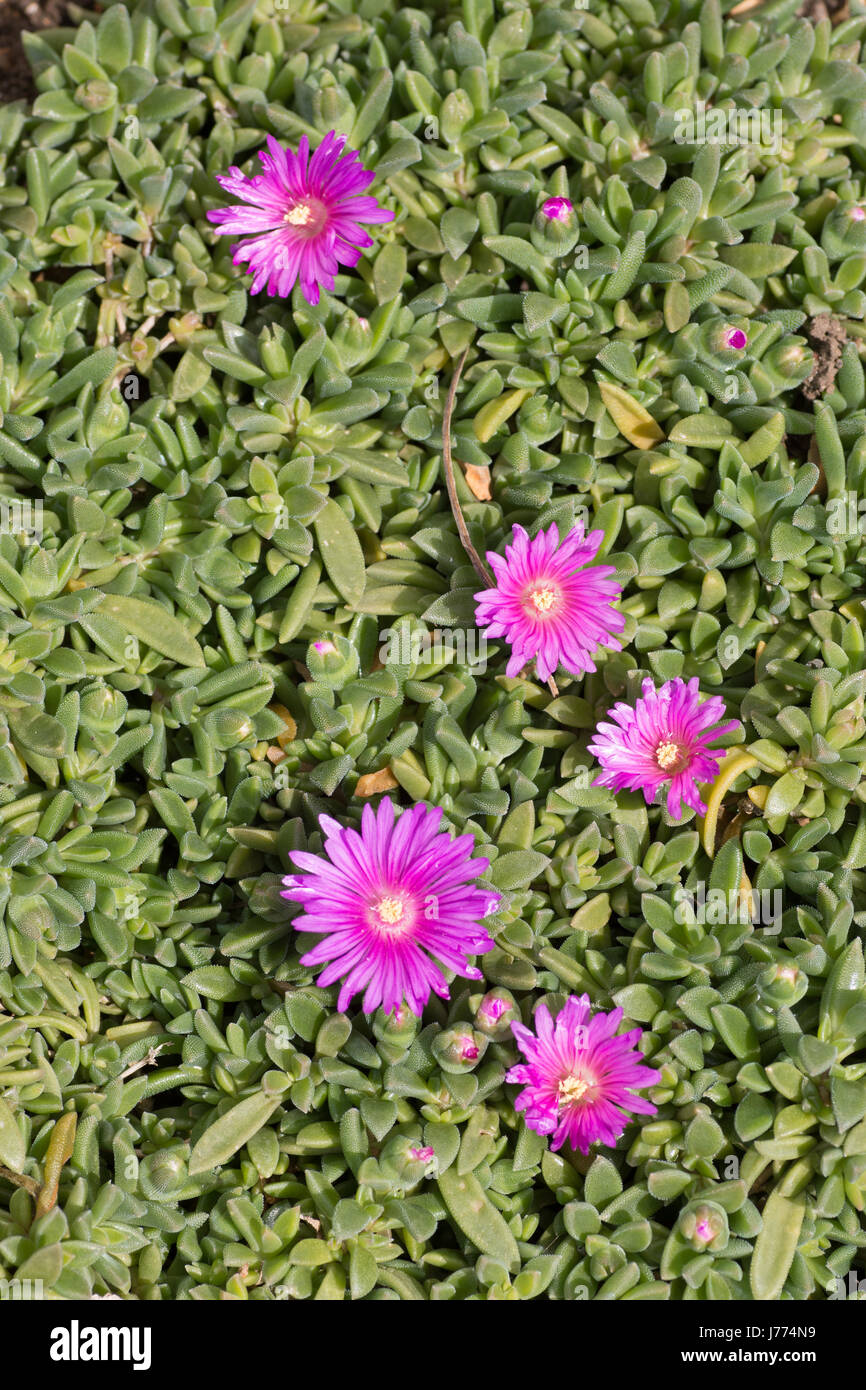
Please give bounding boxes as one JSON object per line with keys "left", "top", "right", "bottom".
{"left": 331, "top": 312, "right": 373, "bottom": 366}
{"left": 371, "top": 1002, "right": 420, "bottom": 1059}
{"left": 679, "top": 1202, "right": 728, "bottom": 1252}
{"left": 762, "top": 339, "right": 813, "bottom": 384}
{"left": 305, "top": 635, "right": 359, "bottom": 688}
{"left": 79, "top": 684, "right": 127, "bottom": 733}
{"left": 138, "top": 1148, "right": 188, "bottom": 1200}
{"left": 204, "top": 707, "right": 257, "bottom": 750}
{"left": 381, "top": 1133, "right": 438, "bottom": 1181}
{"left": 530, "top": 198, "right": 581, "bottom": 256}
{"left": 408, "top": 1144, "right": 435, "bottom": 1163}
{"left": 757, "top": 962, "right": 807, "bottom": 1008}
{"left": 87, "top": 394, "right": 128, "bottom": 448}
{"left": 432, "top": 1024, "right": 486, "bottom": 1073}
{"left": 75, "top": 79, "right": 117, "bottom": 114}
{"left": 472, "top": 988, "right": 518, "bottom": 1039}
{"left": 821, "top": 202, "right": 866, "bottom": 262}
{"left": 541, "top": 196, "right": 574, "bottom": 222}
{"left": 698, "top": 319, "right": 751, "bottom": 365}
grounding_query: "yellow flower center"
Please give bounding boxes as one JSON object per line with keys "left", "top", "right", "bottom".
{"left": 375, "top": 896, "right": 406, "bottom": 927}
{"left": 285, "top": 202, "right": 315, "bottom": 227}
{"left": 655, "top": 740, "right": 681, "bottom": 771}
{"left": 529, "top": 585, "right": 558, "bottom": 615}
{"left": 558, "top": 1073, "right": 591, "bottom": 1105}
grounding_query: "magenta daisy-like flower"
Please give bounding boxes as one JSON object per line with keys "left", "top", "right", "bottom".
{"left": 207, "top": 131, "right": 394, "bottom": 304}
{"left": 588, "top": 676, "right": 738, "bottom": 817}
{"left": 474, "top": 522, "right": 625, "bottom": 682}
{"left": 280, "top": 800, "right": 499, "bottom": 1016}
{"left": 506, "top": 995, "right": 660, "bottom": 1154}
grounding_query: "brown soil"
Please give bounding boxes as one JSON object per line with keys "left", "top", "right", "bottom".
{"left": 797, "top": 0, "right": 848, "bottom": 20}
{"left": 802, "top": 313, "right": 848, "bottom": 401}
{"left": 0, "top": 0, "right": 70, "bottom": 105}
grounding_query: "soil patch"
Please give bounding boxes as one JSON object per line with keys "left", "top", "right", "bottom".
{"left": 802, "top": 313, "right": 848, "bottom": 402}
{"left": 797, "top": 0, "right": 848, "bottom": 20}
{"left": 0, "top": 0, "right": 70, "bottom": 105}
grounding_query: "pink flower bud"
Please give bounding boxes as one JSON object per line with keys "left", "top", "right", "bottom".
{"left": 680, "top": 1202, "right": 728, "bottom": 1251}
{"left": 480, "top": 996, "right": 508, "bottom": 1025}
{"left": 408, "top": 1145, "right": 435, "bottom": 1163}
{"left": 541, "top": 196, "right": 574, "bottom": 222}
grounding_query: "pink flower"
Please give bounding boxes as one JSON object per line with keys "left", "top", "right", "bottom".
{"left": 281, "top": 800, "right": 499, "bottom": 1016}
{"left": 541, "top": 196, "right": 574, "bottom": 221}
{"left": 851, "top": 206, "right": 866, "bottom": 222}
{"left": 588, "top": 677, "right": 738, "bottom": 818}
{"left": 207, "top": 131, "right": 394, "bottom": 304}
{"left": 506, "top": 995, "right": 660, "bottom": 1154}
{"left": 724, "top": 327, "right": 748, "bottom": 350}
{"left": 474, "top": 523, "right": 625, "bottom": 682}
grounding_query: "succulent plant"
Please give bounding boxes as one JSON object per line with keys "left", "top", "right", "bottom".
{"left": 0, "top": 0, "right": 865, "bottom": 1306}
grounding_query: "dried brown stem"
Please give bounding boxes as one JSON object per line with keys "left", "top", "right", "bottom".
{"left": 441, "top": 344, "right": 558, "bottom": 698}
{"left": 0, "top": 1164, "right": 39, "bottom": 1196}
{"left": 441, "top": 345, "right": 494, "bottom": 587}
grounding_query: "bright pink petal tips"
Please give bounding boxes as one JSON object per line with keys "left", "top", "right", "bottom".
{"left": 474, "top": 522, "right": 624, "bottom": 682}
{"left": 207, "top": 130, "right": 394, "bottom": 303}
{"left": 541, "top": 196, "right": 574, "bottom": 221}
{"left": 588, "top": 677, "right": 738, "bottom": 818}
{"left": 506, "top": 995, "right": 661, "bottom": 1154}
{"left": 281, "top": 800, "right": 499, "bottom": 1017}
{"left": 408, "top": 1146, "right": 435, "bottom": 1163}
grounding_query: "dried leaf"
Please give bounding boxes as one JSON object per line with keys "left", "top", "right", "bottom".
{"left": 354, "top": 768, "right": 399, "bottom": 796}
